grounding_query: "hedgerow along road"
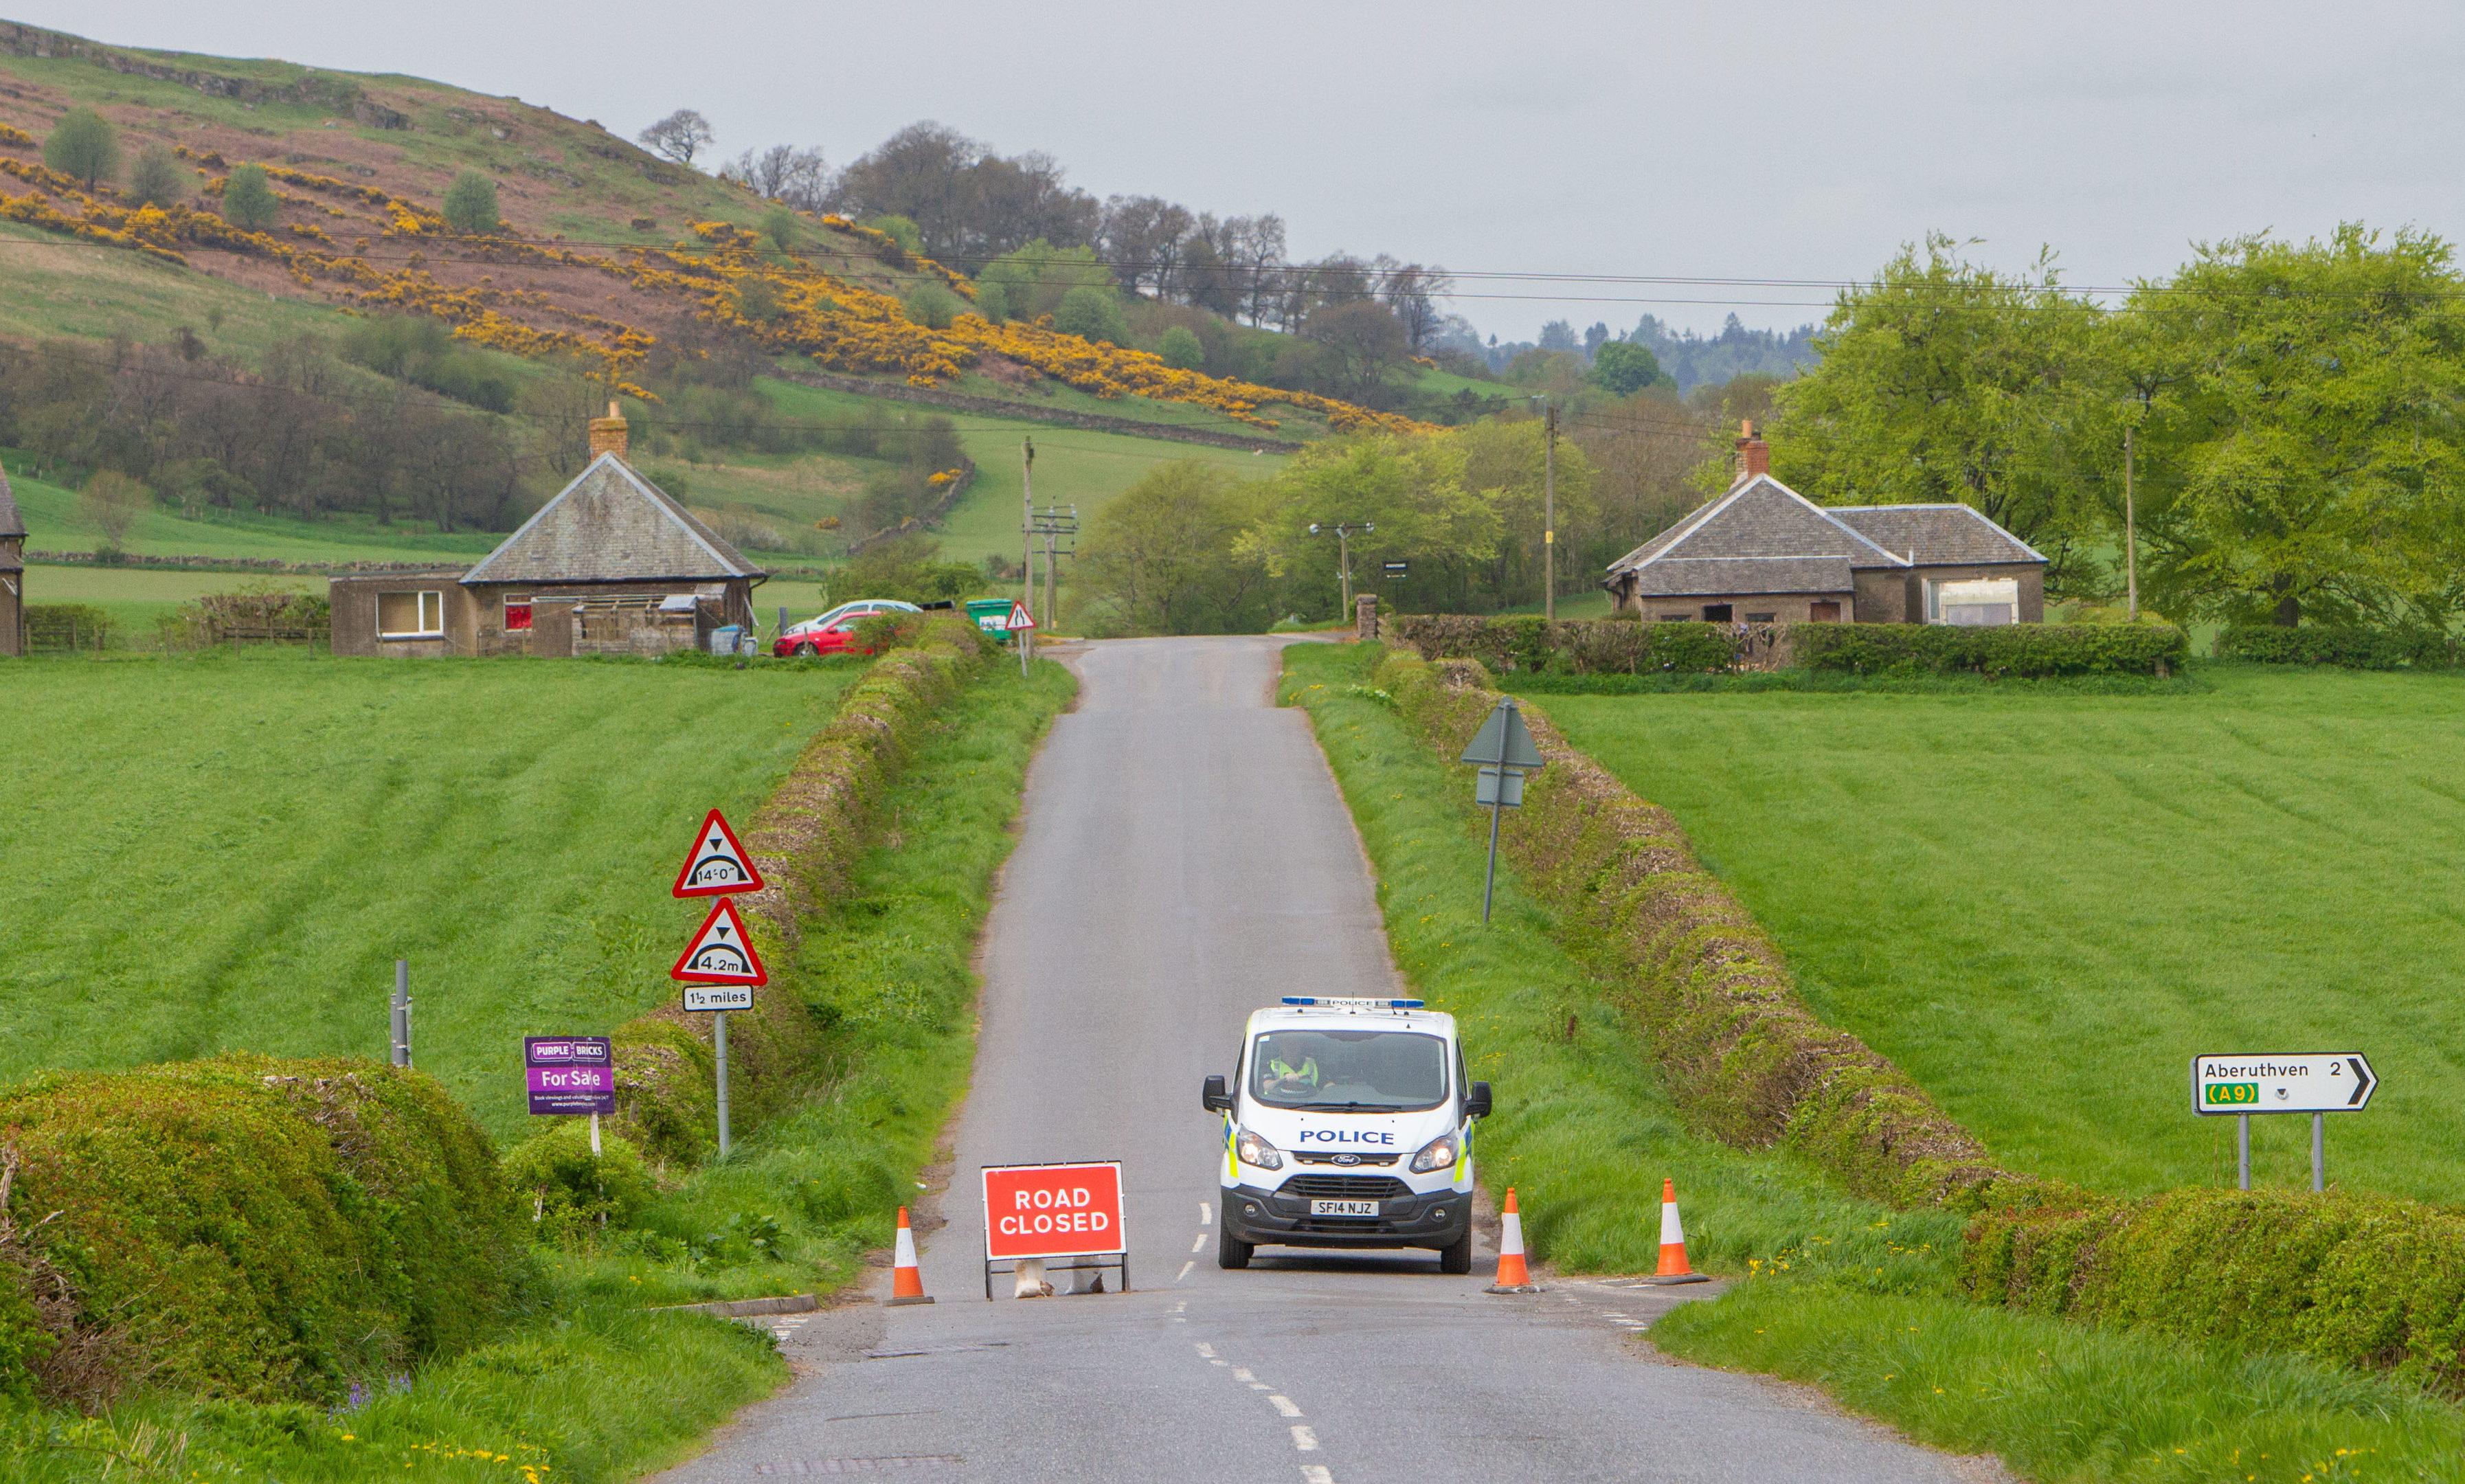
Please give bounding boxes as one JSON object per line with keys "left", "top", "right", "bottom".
{"left": 654, "top": 637, "right": 1992, "bottom": 1484}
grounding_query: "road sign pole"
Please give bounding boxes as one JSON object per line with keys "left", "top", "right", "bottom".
{"left": 2238, "top": 1114, "right": 2249, "bottom": 1191}
{"left": 714, "top": 1010, "right": 731, "bottom": 1161}
{"left": 589, "top": 1110, "right": 602, "bottom": 1157}
{"left": 2312, "top": 1112, "right": 2324, "bottom": 1192}
{"left": 1482, "top": 793, "right": 1503, "bottom": 923}
{"left": 390, "top": 959, "right": 411, "bottom": 1068}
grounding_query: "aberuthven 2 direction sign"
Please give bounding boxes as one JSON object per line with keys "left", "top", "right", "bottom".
{"left": 2190, "top": 1053, "right": 2377, "bottom": 1115}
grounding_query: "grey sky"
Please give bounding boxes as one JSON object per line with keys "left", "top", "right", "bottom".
{"left": 27, "top": 1, "right": 2465, "bottom": 341}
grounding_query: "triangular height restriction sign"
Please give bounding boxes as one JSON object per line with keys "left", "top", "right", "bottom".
{"left": 669, "top": 898, "right": 768, "bottom": 985}
{"left": 673, "top": 808, "right": 765, "bottom": 897}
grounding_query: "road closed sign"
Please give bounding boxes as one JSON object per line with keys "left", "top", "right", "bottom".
{"left": 981, "top": 1161, "right": 1125, "bottom": 1261}
{"left": 2191, "top": 1052, "right": 2376, "bottom": 1115}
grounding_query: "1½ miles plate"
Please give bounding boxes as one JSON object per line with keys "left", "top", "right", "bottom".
{"left": 1310, "top": 1200, "right": 1380, "bottom": 1217}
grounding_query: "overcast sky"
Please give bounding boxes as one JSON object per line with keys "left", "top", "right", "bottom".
{"left": 30, "top": 1, "right": 2465, "bottom": 341}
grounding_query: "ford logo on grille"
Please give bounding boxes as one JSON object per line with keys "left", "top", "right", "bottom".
{"left": 1332, "top": 1153, "right": 1360, "bottom": 1166}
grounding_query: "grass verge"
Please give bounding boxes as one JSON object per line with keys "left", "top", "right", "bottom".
{"left": 1282, "top": 640, "right": 2465, "bottom": 1483}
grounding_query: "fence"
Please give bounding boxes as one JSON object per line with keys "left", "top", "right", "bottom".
{"left": 25, "top": 604, "right": 113, "bottom": 652}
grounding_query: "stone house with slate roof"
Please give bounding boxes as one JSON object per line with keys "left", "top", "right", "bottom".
{"left": 1603, "top": 426, "right": 2047, "bottom": 625}
{"left": 330, "top": 408, "right": 766, "bottom": 657}
{"left": 0, "top": 466, "right": 23, "bottom": 657}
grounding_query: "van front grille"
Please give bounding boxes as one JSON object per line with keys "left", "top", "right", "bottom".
{"left": 1280, "top": 1174, "right": 1410, "bottom": 1201}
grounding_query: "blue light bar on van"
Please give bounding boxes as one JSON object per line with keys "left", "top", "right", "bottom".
{"left": 1281, "top": 997, "right": 1425, "bottom": 1009}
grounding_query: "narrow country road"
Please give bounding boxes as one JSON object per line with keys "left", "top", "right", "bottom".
{"left": 655, "top": 636, "right": 1994, "bottom": 1484}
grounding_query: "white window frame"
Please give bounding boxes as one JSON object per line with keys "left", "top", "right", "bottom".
{"left": 378, "top": 589, "right": 444, "bottom": 639}
{"left": 1928, "top": 578, "right": 2020, "bottom": 627}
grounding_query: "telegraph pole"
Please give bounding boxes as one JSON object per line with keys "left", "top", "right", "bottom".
{"left": 2124, "top": 425, "right": 2139, "bottom": 623}
{"left": 1021, "top": 438, "right": 1036, "bottom": 607}
{"left": 1309, "top": 521, "right": 1373, "bottom": 614}
{"left": 1543, "top": 399, "right": 1558, "bottom": 622}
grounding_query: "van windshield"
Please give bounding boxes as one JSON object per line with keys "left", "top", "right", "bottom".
{"left": 1250, "top": 1029, "right": 1448, "bottom": 1112}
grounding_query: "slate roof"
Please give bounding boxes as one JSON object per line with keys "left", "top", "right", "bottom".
{"left": 1604, "top": 475, "right": 2042, "bottom": 598}
{"left": 1827, "top": 504, "right": 2047, "bottom": 567}
{"left": 462, "top": 454, "right": 762, "bottom": 585}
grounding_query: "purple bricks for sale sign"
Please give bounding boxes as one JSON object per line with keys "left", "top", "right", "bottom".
{"left": 524, "top": 1036, "right": 614, "bottom": 1116}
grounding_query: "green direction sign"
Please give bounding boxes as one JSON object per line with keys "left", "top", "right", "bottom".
{"left": 1461, "top": 699, "right": 1546, "bottom": 772}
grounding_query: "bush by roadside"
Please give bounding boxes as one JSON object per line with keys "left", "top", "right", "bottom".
{"left": 1386, "top": 614, "right": 2190, "bottom": 679}
{"left": 2215, "top": 625, "right": 2460, "bottom": 670}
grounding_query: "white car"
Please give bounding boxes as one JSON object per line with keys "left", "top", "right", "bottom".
{"left": 781, "top": 598, "right": 919, "bottom": 643}
{"left": 1203, "top": 997, "right": 1491, "bottom": 1272}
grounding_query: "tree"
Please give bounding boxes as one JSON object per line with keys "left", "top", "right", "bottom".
{"left": 1588, "top": 341, "right": 1666, "bottom": 396}
{"left": 638, "top": 109, "right": 714, "bottom": 166}
{"left": 980, "top": 239, "right": 1113, "bottom": 322}
{"left": 1055, "top": 285, "right": 1128, "bottom": 346}
{"left": 902, "top": 283, "right": 965, "bottom": 330}
{"left": 1248, "top": 434, "right": 1501, "bottom": 619}
{"left": 43, "top": 108, "right": 118, "bottom": 190}
{"left": 2126, "top": 225, "right": 2465, "bottom": 627}
{"left": 721, "top": 144, "right": 828, "bottom": 210}
{"left": 124, "top": 144, "right": 185, "bottom": 210}
{"left": 1305, "top": 300, "right": 1410, "bottom": 401}
{"left": 442, "top": 170, "right": 499, "bottom": 236}
{"left": 1768, "top": 233, "right": 2099, "bottom": 556}
{"left": 1378, "top": 262, "right": 1454, "bottom": 352}
{"left": 220, "top": 165, "right": 278, "bottom": 231}
{"left": 77, "top": 470, "right": 149, "bottom": 555}
{"left": 1099, "top": 195, "right": 1195, "bottom": 297}
{"left": 826, "top": 122, "right": 1100, "bottom": 262}
{"left": 1158, "top": 326, "right": 1204, "bottom": 370}
{"left": 1078, "top": 462, "right": 1274, "bottom": 633}
{"left": 866, "top": 214, "right": 923, "bottom": 254}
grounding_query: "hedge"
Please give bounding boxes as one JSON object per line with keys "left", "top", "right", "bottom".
{"left": 2215, "top": 625, "right": 2460, "bottom": 671}
{"left": 1965, "top": 1189, "right": 2465, "bottom": 1395}
{"left": 0, "top": 1055, "right": 521, "bottom": 1408}
{"left": 1791, "top": 622, "right": 2189, "bottom": 677}
{"left": 1369, "top": 644, "right": 2071, "bottom": 1215}
{"left": 606, "top": 615, "right": 991, "bottom": 1166}
{"left": 1386, "top": 614, "right": 2190, "bottom": 679}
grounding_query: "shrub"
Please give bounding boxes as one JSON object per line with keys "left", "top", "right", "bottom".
{"left": 41, "top": 108, "right": 117, "bottom": 190}
{"left": 2214, "top": 625, "right": 2453, "bottom": 670}
{"left": 441, "top": 170, "right": 500, "bottom": 236}
{"left": 220, "top": 164, "right": 278, "bottom": 231}
{"left": 23, "top": 604, "right": 112, "bottom": 651}
{"left": 124, "top": 143, "right": 185, "bottom": 209}
{"left": 1388, "top": 615, "right": 1737, "bottom": 675}
{"left": 901, "top": 282, "right": 965, "bottom": 330}
{"left": 973, "top": 279, "right": 1011, "bottom": 324}
{"left": 864, "top": 214, "right": 923, "bottom": 256}
{"left": 501, "top": 1123, "right": 655, "bottom": 1245}
{"left": 1793, "top": 621, "right": 2188, "bottom": 677}
{"left": 1158, "top": 325, "right": 1205, "bottom": 370}
{"left": 0, "top": 1056, "right": 521, "bottom": 1406}
{"left": 1054, "top": 284, "right": 1129, "bottom": 346}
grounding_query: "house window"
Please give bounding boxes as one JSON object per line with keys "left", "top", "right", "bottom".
{"left": 378, "top": 590, "right": 444, "bottom": 638}
{"left": 1744, "top": 612, "right": 1776, "bottom": 624}
{"left": 1808, "top": 601, "right": 1842, "bottom": 622}
{"left": 1930, "top": 578, "right": 2020, "bottom": 626}
{"left": 504, "top": 596, "right": 533, "bottom": 632}
{"left": 1657, "top": 613, "right": 1693, "bottom": 622}
{"left": 1702, "top": 603, "right": 1733, "bottom": 622}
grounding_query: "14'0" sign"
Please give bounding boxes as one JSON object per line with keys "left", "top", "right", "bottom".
{"left": 2190, "top": 1053, "right": 2377, "bottom": 1115}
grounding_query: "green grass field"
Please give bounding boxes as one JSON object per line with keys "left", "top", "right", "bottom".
{"left": 1536, "top": 664, "right": 2465, "bottom": 1205}
{"left": 0, "top": 650, "right": 857, "bottom": 1143}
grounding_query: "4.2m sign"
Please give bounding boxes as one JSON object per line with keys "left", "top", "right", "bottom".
{"left": 2191, "top": 1053, "right": 2376, "bottom": 1116}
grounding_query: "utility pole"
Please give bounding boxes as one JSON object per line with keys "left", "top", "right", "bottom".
{"left": 2124, "top": 424, "right": 2139, "bottom": 623}
{"left": 1542, "top": 398, "right": 1558, "bottom": 622}
{"left": 1029, "top": 504, "right": 1077, "bottom": 631}
{"left": 1021, "top": 438, "right": 1036, "bottom": 608}
{"left": 1309, "top": 521, "right": 1374, "bottom": 614}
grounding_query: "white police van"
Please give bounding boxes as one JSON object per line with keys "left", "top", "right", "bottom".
{"left": 1202, "top": 997, "right": 1491, "bottom": 1272}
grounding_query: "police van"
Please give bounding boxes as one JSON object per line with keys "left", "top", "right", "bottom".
{"left": 1201, "top": 997, "right": 1492, "bottom": 1272}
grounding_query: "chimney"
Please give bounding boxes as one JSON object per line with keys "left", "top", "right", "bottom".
{"left": 1734, "top": 419, "right": 1770, "bottom": 481}
{"left": 588, "top": 401, "right": 629, "bottom": 461}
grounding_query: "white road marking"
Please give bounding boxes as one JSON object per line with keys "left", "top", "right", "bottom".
{"left": 1191, "top": 1233, "right": 1206, "bottom": 1253}
{"left": 1194, "top": 1343, "right": 1215, "bottom": 1358}
{"left": 1301, "top": 1468, "right": 1333, "bottom": 1484}
{"left": 1211, "top": 1359, "right": 1228, "bottom": 1366}
{"left": 1170, "top": 1301, "right": 1187, "bottom": 1313}
{"left": 1231, "top": 1367, "right": 1256, "bottom": 1382}
{"left": 1178, "top": 1261, "right": 1195, "bottom": 1282}
{"left": 1201, "top": 1202, "right": 1213, "bottom": 1225}
{"left": 1291, "top": 1426, "right": 1320, "bottom": 1451}
{"left": 1268, "top": 1395, "right": 1303, "bottom": 1418}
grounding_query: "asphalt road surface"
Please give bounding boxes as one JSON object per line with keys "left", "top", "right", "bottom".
{"left": 655, "top": 636, "right": 1998, "bottom": 1484}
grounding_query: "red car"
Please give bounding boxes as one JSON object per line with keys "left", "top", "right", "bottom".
{"left": 772, "top": 616, "right": 878, "bottom": 659}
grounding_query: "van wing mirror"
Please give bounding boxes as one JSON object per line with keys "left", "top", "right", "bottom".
{"left": 1466, "top": 1081, "right": 1493, "bottom": 1120}
{"left": 1202, "top": 1075, "right": 1233, "bottom": 1113}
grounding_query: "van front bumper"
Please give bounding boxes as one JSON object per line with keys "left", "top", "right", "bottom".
{"left": 1222, "top": 1180, "right": 1470, "bottom": 1251}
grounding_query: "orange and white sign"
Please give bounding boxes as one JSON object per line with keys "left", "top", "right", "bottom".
{"left": 981, "top": 1161, "right": 1124, "bottom": 1261}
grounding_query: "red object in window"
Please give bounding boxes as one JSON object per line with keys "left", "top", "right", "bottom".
{"left": 505, "top": 600, "right": 533, "bottom": 632}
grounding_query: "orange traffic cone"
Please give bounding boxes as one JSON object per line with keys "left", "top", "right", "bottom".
{"left": 1485, "top": 1186, "right": 1538, "bottom": 1293}
{"left": 1647, "top": 1178, "right": 1709, "bottom": 1285}
{"left": 886, "top": 1206, "right": 934, "bottom": 1305}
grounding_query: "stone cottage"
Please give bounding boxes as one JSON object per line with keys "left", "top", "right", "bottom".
{"left": 0, "top": 468, "right": 23, "bottom": 657}
{"left": 1603, "top": 425, "right": 2047, "bottom": 625}
{"left": 330, "top": 408, "right": 766, "bottom": 657}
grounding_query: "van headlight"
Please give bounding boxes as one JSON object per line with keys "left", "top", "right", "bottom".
{"left": 1409, "top": 1132, "right": 1459, "bottom": 1173}
{"left": 1235, "top": 1127, "right": 1283, "bottom": 1171}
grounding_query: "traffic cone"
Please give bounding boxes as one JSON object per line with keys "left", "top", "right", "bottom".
{"left": 886, "top": 1206, "right": 934, "bottom": 1305}
{"left": 1485, "top": 1186, "right": 1538, "bottom": 1293}
{"left": 1646, "top": 1178, "right": 1709, "bottom": 1285}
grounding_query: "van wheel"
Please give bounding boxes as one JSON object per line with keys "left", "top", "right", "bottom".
{"left": 1218, "top": 1224, "right": 1253, "bottom": 1270}
{"left": 1437, "top": 1230, "right": 1473, "bottom": 1275}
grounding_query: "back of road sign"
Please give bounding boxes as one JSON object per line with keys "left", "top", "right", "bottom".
{"left": 1460, "top": 699, "right": 1544, "bottom": 771}
{"left": 2191, "top": 1052, "right": 2376, "bottom": 1115}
